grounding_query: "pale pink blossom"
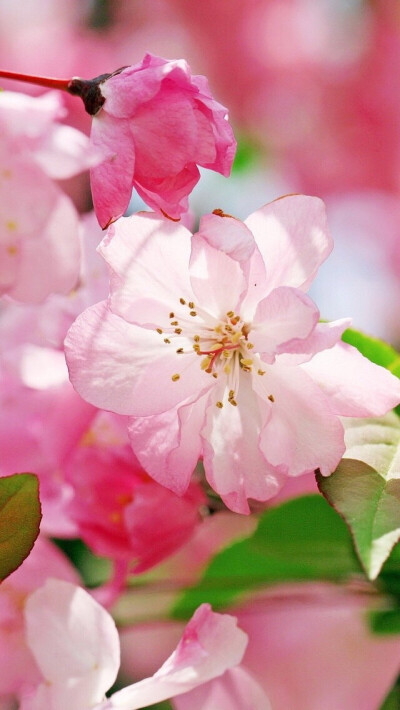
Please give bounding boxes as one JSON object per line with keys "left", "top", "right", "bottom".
{"left": 0, "top": 91, "right": 99, "bottom": 303}
{"left": 89, "top": 53, "right": 236, "bottom": 228}
{"left": 66, "top": 195, "right": 400, "bottom": 513}
{"left": 0, "top": 537, "right": 79, "bottom": 699}
{"left": 0, "top": 345, "right": 204, "bottom": 568}
{"left": 21, "top": 580, "right": 247, "bottom": 710}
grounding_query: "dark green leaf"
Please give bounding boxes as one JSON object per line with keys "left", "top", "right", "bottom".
{"left": 172, "top": 495, "right": 363, "bottom": 619}
{"left": 0, "top": 473, "right": 41, "bottom": 580}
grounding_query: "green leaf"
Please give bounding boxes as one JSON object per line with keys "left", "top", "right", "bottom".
{"left": 342, "top": 328, "right": 400, "bottom": 373}
{"left": 232, "top": 134, "right": 261, "bottom": 173}
{"left": 317, "top": 412, "right": 400, "bottom": 580}
{"left": 0, "top": 473, "right": 41, "bottom": 580}
{"left": 379, "top": 675, "right": 400, "bottom": 709}
{"left": 172, "top": 495, "right": 362, "bottom": 619}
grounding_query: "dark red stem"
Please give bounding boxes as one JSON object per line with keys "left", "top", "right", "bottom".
{"left": 0, "top": 69, "right": 72, "bottom": 91}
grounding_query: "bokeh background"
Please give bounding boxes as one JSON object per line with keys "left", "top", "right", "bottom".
{"left": 3, "top": 4, "right": 400, "bottom": 709}
{"left": 2, "top": 0, "right": 400, "bottom": 341}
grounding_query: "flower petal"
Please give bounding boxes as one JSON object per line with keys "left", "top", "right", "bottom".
{"left": 25, "top": 580, "right": 120, "bottom": 704}
{"left": 128, "top": 394, "right": 207, "bottom": 496}
{"left": 189, "top": 236, "right": 246, "bottom": 319}
{"left": 104, "top": 604, "right": 247, "bottom": 709}
{"left": 99, "top": 213, "right": 194, "bottom": 326}
{"left": 202, "top": 375, "right": 285, "bottom": 514}
{"left": 174, "top": 667, "right": 271, "bottom": 710}
{"left": 90, "top": 113, "right": 135, "bottom": 229}
{"left": 245, "top": 195, "right": 332, "bottom": 294}
{"left": 255, "top": 363, "right": 345, "bottom": 476}
{"left": 303, "top": 342, "right": 400, "bottom": 416}
{"left": 251, "top": 286, "right": 319, "bottom": 361}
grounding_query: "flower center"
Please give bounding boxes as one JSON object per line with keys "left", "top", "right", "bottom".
{"left": 154, "top": 298, "right": 274, "bottom": 408}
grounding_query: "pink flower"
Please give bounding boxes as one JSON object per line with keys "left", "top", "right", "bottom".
{"left": 0, "top": 91, "right": 100, "bottom": 303}
{"left": 64, "top": 411, "right": 206, "bottom": 572}
{"left": 21, "top": 579, "right": 248, "bottom": 710}
{"left": 65, "top": 195, "right": 400, "bottom": 513}
{"left": 0, "top": 537, "right": 80, "bottom": 699}
{"left": 89, "top": 53, "right": 236, "bottom": 228}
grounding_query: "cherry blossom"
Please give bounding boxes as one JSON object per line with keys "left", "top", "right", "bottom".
{"left": 66, "top": 195, "right": 400, "bottom": 513}
{"left": 89, "top": 53, "right": 236, "bottom": 228}
{"left": 0, "top": 91, "right": 100, "bottom": 303}
{"left": 0, "top": 538, "right": 79, "bottom": 700}
{"left": 20, "top": 579, "right": 248, "bottom": 710}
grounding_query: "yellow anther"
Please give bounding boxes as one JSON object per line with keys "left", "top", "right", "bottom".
{"left": 169, "top": 312, "right": 175, "bottom": 318}
{"left": 194, "top": 335, "right": 200, "bottom": 342}
{"left": 258, "top": 369, "right": 266, "bottom": 376}
{"left": 6, "top": 220, "right": 17, "bottom": 231}
{"left": 268, "top": 394, "right": 275, "bottom": 402}
{"left": 209, "top": 342, "right": 223, "bottom": 351}
{"left": 212, "top": 372, "right": 218, "bottom": 378}
{"left": 180, "top": 297, "right": 186, "bottom": 305}
{"left": 164, "top": 338, "right": 171, "bottom": 344}
{"left": 241, "top": 358, "right": 253, "bottom": 367}
{"left": 229, "top": 399, "right": 238, "bottom": 406}
{"left": 222, "top": 350, "right": 231, "bottom": 359}
{"left": 223, "top": 364, "right": 231, "bottom": 374}
{"left": 201, "top": 356, "right": 212, "bottom": 370}
{"left": 246, "top": 343, "right": 254, "bottom": 350}
{"left": 216, "top": 401, "right": 224, "bottom": 408}
{"left": 189, "top": 310, "right": 197, "bottom": 317}
{"left": 193, "top": 344, "right": 200, "bottom": 352}
{"left": 226, "top": 310, "right": 234, "bottom": 318}
{"left": 171, "top": 373, "right": 180, "bottom": 381}
{"left": 171, "top": 320, "right": 178, "bottom": 326}
{"left": 174, "top": 328, "right": 182, "bottom": 334}
{"left": 7, "top": 245, "right": 18, "bottom": 256}
{"left": 230, "top": 316, "right": 240, "bottom": 325}
{"left": 176, "top": 348, "right": 184, "bottom": 354}
{"left": 228, "top": 389, "right": 235, "bottom": 399}
{"left": 156, "top": 328, "right": 163, "bottom": 334}
{"left": 225, "top": 325, "right": 233, "bottom": 332}
{"left": 188, "top": 301, "right": 195, "bottom": 309}
{"left": 231, "top": 331, "right": 242, "bottom": 344}
{"left": 214, "top": 325, "right": 223, "bottom": 334}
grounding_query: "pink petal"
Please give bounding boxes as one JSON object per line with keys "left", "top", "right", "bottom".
{"left": 127, "top": 394, "right": 207, "bottom": 496}
{"left": 251, "top": 286, "right": 319, "bottom": 362}
{"left": 65, "top": 302, "right": 164, "bottom": 415}
{"left": 90, "top": 112, "right": 135, "bottom": 229}
{"left": 278, "top": 318, "right": 351, "bottom": 365}
{"left": 65, "top": 302, "right": 212, "bottom": 416}
{"left": 245, "top": 195, "right": 332, "bottom": 294}
{"left": 132, "top": 165, "right": 198, "bottom": 218}
{"left": 0, "top": 90, "right": 64, "bottom": 140}
{"left": 197, "top": 211, "right": 256, "bottom": 263}
{"left": 100, "top": 56, "right": 186, "bottom": 119}
{"left": 34, "top": 124, "right": 105, "bottom": 180}
{"left": 189, "top": 236, "right": 247, "bottom": 319}
{"left": 255, "top": 362, "right": 345, "bottom": 476}
{"left": 174, "top": 667, "right": 271, "bottom": 710}
{"left": 131, "top": 85, "right": 216, "bottom": 177}
{"left": 104, "top": 605, "right": 247, "bottom": 709}
{"left": 25, "top": 580, "right": 120, "bottom": 704}
{"left": 99, "top": 213, "right": 194, "bottom": 326}
{"left": 202, "top": 375, "right": 285, "bottom": 514}
{"left": 303, "top": 341, "right": 400, "bottom": 416}
{"left": 7, "top": 193, "right": 80, "bottom": 304}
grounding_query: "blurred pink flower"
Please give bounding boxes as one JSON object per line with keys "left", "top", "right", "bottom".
{"left": 0, "top": 91, "right": 99, "bottom": 303}
{"left": 90, "top": 53, "right": 236, "bottom": 228}
{"left": 20, "top": 580, "right": 248, "bottom": 710}
{"left": 0, "top": 537, "right": 79, "bottom": 699}
{"left": 65, "top": 195, "right": 400, "bottom": 513}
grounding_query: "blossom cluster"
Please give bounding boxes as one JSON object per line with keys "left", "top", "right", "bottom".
{"left": 1, "top": 19, "right": 400, "bottom": 710}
